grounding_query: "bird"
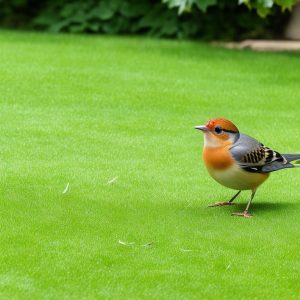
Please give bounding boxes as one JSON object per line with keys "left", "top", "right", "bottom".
{"left": 195, "top": 118, "right": 300, "bottom": 218}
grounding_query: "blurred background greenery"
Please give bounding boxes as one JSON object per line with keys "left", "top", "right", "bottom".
{"left": 0, "top": 0, "right": 298, "bottom": 40}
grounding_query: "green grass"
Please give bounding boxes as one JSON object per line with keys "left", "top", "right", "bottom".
{"left": 0, "top": 30, "right": 300, "bottom": 299}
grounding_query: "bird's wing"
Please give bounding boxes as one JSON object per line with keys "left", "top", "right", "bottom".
{"left": 230, "top": 133, "right": 291, "bottom": 173}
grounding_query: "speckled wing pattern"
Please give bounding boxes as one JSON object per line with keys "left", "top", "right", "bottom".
{"left": 230, "top": 134, "right": 294, "bottom": 173}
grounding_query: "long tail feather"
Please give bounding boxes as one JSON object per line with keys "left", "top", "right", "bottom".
{"left": 282, "top": 154, "right": 300, "bottom": 163}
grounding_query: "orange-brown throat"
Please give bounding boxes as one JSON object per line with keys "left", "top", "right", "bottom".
{"left": 203, "top": 144, "right": 234, "bottom": 170}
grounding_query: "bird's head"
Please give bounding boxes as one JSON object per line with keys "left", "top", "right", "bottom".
{"left": 195, "top": 118, "right": 240, "bottom": 147}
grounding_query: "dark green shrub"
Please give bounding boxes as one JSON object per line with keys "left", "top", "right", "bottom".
{"left": 0, "top": 0, "right": 292, "bottom": 40}
{"left": 163, "top": 0, "right": 297, "bottom": 17}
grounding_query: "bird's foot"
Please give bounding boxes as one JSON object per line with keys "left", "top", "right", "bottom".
{"left": 208, "top": 201, "right": 235, "bottom": 207}
{"left": 231, "top": 211, "right": 252, "bottom": 218}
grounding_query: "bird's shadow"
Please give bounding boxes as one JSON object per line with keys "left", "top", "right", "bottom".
{"left": 231, "top": 201, "right": 296, "bottom": 213}
{"left": 184, "top": 199, "right": 298, "bottom": 216}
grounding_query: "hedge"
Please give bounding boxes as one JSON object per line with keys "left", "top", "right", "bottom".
{"left": 0, "top": 0, "right": 293, "bottom": 40}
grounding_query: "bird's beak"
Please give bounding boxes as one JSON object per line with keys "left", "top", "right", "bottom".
{"left": 194, "top": 125, "right": 209, "bottom": 131}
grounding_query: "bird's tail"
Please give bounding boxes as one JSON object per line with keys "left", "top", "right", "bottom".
{"left": 282, "top": 154, "right": 300, "bottom": 163}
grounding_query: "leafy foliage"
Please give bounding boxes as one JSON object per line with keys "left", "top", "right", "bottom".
{"left": 162, "top": 0, "right": 217, "bottom": 13}
{"left": 0, "top": 0, "right": 293, "bottom": 40}
{"left": 239, "top": 0, "right": 298, "bottom": 17}
{"left": 162, "top": 0, "right": 298, "bottom": 16}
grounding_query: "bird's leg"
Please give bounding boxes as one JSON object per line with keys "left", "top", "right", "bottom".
{"left": 232, "top": 189, "right": 256, "bottom": 218}
{"left": 208, "top": 190, "right": 241, "bottom": 207}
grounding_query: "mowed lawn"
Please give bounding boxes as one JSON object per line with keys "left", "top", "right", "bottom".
{"left": 0, "top": 30, "right": 299, "bottom": 299}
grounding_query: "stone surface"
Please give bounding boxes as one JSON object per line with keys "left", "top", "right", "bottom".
{"left": 285, "top": 4, "right": 300, "bottom": 40}
{"left": 218, "top": 40, "right": 300, "bottom": 52}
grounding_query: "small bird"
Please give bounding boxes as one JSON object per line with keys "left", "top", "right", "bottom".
{"left": 195, "top": 118, "right": 300, "bottom": 218}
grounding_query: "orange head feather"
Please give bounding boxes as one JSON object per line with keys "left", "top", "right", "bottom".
{"left": 205, "top": 118, "right": 239, "bottom": 133}
{"left": 195, "top": 118, "right": 240, "bottom": 147}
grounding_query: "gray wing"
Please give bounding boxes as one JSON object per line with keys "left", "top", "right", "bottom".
{"left": 230, "top": 133, "right": 293, "bottom": 173}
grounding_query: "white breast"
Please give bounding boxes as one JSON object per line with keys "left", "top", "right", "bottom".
{"left": 207, "top": 164, "right": 269, "bottom": 190}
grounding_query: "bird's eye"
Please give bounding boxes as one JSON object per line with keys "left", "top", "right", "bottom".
{"left": 214, "top": 126, "right": 223, "bottom": 134}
